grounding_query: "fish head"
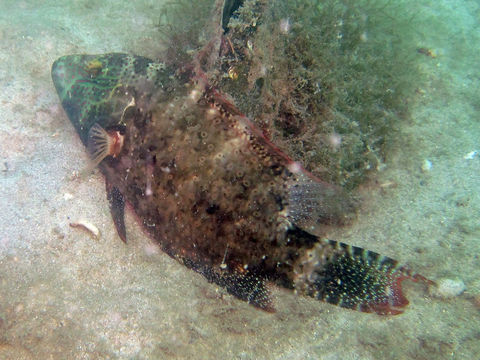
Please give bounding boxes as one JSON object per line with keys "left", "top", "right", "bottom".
{"left": 51, "top": 53, "right": 169, "bottom": 146}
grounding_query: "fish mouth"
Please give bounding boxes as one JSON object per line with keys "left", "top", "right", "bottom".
{"left": 51, "top": 55, "right": 86, "bottom": 103}
{"left": 51, "top": 56, "right": 68, "bottom": 96}
{"left": 51, "top": 55, "right": 88, "bottom": 142}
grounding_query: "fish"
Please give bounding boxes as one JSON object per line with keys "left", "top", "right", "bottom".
{"left": 51, "top": 51, "right": 430, "bottom": 315}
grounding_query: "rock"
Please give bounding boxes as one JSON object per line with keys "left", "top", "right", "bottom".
{"left": 430, "top": 278, "right": 465, "bottom": 299}
{"left": 421, "top": 159, "right": 432, "bottom": 173}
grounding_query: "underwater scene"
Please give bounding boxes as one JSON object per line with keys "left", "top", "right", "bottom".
{"left": 0, "top": 0, "right": 479, "bottom": 358}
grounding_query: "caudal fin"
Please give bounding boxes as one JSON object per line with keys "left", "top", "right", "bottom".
{"left": 292, "top": 237, "right": 427, "bottom": 315}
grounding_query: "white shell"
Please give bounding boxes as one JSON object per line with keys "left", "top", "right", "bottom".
{"left": 70, "top": 220, "right": 100, "bottom": 239}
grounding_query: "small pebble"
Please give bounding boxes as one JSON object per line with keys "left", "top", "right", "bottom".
{"left": 421, "top": 159, "right": 432, "bottom": 172}
{"left": 464, "top": 150, "right": 478, "bottom": 160}
{"left": 430, "top": 277, "right": 465, "bottom": 299}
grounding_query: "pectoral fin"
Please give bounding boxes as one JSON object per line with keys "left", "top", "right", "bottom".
{"left": 106, "top": 182, "right": 127, "bottom": 243}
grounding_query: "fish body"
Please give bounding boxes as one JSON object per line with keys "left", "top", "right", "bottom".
{"left": 52, "top": 52, "right": 426, "bottom": 315}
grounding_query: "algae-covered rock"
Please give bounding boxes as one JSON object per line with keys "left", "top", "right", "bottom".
{"left": 158, "top": 0, "right": 422, "bottom": 190}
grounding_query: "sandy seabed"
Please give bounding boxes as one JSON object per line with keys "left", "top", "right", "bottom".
{"left": 0, "top": 1, "right": 479, "bottom": 359}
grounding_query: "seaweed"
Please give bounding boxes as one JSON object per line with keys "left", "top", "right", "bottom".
{"left": 155, "top": 0, "right": 218, "bottom": 66}
{"left": 156, "top": 0, "right": 422, "bottom": 189}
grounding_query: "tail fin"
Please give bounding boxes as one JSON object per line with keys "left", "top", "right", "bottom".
{"left": 291, "top": 237, "right": 427, "bottom": 315}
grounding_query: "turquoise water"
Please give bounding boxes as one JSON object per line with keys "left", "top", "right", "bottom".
{"left": 0, "top": 0, "right": 479, "bottom": 359}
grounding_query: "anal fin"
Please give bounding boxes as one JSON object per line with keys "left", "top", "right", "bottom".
{"left": 183, "top": 258, "right": 275, "bottom": 312}
{"left": 106, "top": 182, "right": 127, "bottom": 243}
